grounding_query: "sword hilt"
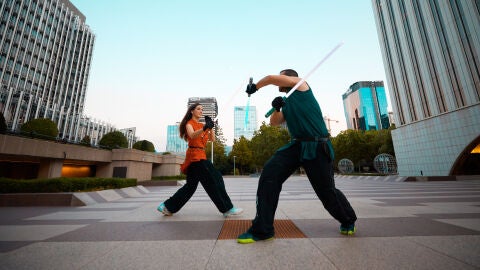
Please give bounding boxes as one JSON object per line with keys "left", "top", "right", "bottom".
{"left": 247, "top": 77, "right": 253, "bottom": 97}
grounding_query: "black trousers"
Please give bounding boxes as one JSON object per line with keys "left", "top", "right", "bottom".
{"left": 164, "top": 160, "right": 233, "bottom": 214}
{"left": 249, "top": 142, "right": 357, "bottom": 239}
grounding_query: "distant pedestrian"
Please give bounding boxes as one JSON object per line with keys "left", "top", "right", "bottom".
{"left": 157, "top": 103, "right": 243, "bottom": 217}
{"left": 237, "top": 69, "right": 357, "bottom": 244}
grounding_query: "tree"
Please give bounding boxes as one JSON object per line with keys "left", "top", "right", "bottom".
{"left": 133, "top": 140, "right": 155, "bottom": 152}
{"left": 249, "top": 122, "right": 290, "bottom": 170}
{"left": 98, "top": 131, "right": 128, "bottom": 149}
{"left": 331, "top": 128, "right": 396, "bottom": 172}
{"left": 229, "top": 136, "right": 254, "bottom": 175}
{"left": 20, "top": 118, "right": 58, "bottom": 140}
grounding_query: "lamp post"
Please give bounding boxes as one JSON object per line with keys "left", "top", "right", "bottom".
{"left": 233, "top": 156, "right": 236, "bottom": 176}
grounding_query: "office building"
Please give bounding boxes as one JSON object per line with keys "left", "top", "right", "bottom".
{"left": 166, "top": 123, "right": 187, "bottom": 154}
{"left": 0, "top": 0, "right": 137, "bottom": 148}
{"left": 0, "top": 0, "right": 94, "bottom": 141}
{"left": 234, "top": 105, "right": 257, "bottom": 140}
{"left": 342, "top": 81, "right": 390, "bottom": 131}
{"left": 188, "top": 97, "right": 218, "bottom": 121}
{"left": 372, "top": 0, "right": 480, "bottom": 176}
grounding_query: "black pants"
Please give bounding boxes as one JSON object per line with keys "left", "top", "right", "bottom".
{"left": 249, "top": 142, "right": 357, "bottom": 239}
{"left": 164, "top": 160, "right": 233, "bottom": 214}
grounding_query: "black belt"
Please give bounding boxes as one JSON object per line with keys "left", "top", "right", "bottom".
{"left": 292, "top": 136, "right": 329, "bottom": 142}
{"left": 188, "top": 146, "right": 205, "bottom": 149}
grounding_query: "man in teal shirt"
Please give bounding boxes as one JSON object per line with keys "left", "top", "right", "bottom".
{"left": 237, "top": 69, "right": 357, "bottom": 244}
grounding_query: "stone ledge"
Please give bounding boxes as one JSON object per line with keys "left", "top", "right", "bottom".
{"left": 0, "top": 184, "right": 161, "bottom": 207}
{"left": 0, "top": 193, "right": 85, "bottom": 207}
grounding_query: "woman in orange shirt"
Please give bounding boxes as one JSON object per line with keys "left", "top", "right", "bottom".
{"left": 157, "top": 103, "right": 243, "bottom": 217}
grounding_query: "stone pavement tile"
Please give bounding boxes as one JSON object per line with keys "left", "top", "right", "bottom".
{"left": 81, "top": 202, "right": 144, "bottom": 209}
{"left": 26, "top": 210, "right": 132, "bottom": 221}
{"left": 277, "top": 199, "right": 418, "bottom": 219}
{"left": 81, "top": 240, "right": 215, "bottom": 270}
{"left": 434, "top": 218, "right": 480, "bottom": 231}
{"left": 0, "top": 224, "right": 87, "bottom": 241}
{"left": 101, "top": 201, "right": 254, "bottom": 222}
{"left": 47, "top": 221, "right": 223, "bottom": 241}
{"left": 294, "top": 217, "right": 480, "bottom": 238}
{"left": 207, "top": 239, "right": 336, "bottom": 270}
{"left": 0, "top": 207, "right": 74, "bottom": 224}
{"left": 0, "top": 241, "right": 34, "bottom": 253}
{"left": 0, "top": 241, "right": 122, "bottom": 270}
{"left": 407, "top": 235, "right": 480, "bottom": 268}
{"left": 312, "top": 237, "right": 478, "bottom": 270}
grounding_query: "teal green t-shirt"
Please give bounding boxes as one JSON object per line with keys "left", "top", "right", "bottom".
{"left": 278, "top": 88, "right": 334, "bottom": 160}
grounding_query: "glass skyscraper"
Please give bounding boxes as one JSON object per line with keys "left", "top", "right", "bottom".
{"left": 372, "top": 0, "right": 480, "bottom": 176}
{"left": 234, "top": 105, "right": 256, "bottom": 140}
{"left": 166, "top": 123, "right": 187, "bottom": 154}
{"left": 343, "top": 81, "right": 390, "bottom": 131}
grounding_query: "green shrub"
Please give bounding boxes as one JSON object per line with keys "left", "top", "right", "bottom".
{"left": 151, "top": 175, "right": 186, "bottom": 181}
{"left": 20, "top": 118, "right": 58, "bottom": 140}
{"left": 0, "top": 177, "right": 137, "bottom": 193}
{"left": 132, "top": 140, "right": 155, "bottom": 152}
{"left": 98, "top": 131, "right": 128, "bottom": 149}
{"left": 80, "top": 135, "right": 91, "bottom": 146}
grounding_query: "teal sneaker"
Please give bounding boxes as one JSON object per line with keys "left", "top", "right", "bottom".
{"left": 340, "top": 224, "right": 356, "bottom": 235}
{"left": 237, "top": 232, "right": 274, "bottom": 244}
{"left": 223, "top": 206, "right": 244, "bottom": 217}
{"left": 157, "top": 202, "right": 172, "bottom": 216}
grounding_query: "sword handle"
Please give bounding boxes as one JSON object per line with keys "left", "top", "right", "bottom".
{"left": 265, "top": 107, "right": 275, "bottom": 118}
{"left": 265, "top": 96, "right": 286, "bottom": 117}
{"left": 248, "top": 77, "right": 253, "bottom": 97}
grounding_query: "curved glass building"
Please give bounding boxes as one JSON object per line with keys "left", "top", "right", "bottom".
{"left": 343, "top": 81, "right": 390, "bottom": 131}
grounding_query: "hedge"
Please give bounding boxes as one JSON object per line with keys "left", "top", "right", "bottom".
{"left": 0, "top": 177, "right": 137, "bottom": 193}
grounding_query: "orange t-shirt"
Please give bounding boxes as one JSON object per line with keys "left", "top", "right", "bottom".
{"left": 180, "top": 119, "right": 209, "bottom": 173}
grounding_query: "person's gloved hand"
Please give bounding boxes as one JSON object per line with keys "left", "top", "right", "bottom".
{"left": 203, "top": 115, "right": 215, "bottom": 131}
{"left": 246, "top": 83, "right": 257, "bottom": 95}
{"left": 271, "top": 96, "right": 285, "bottom": 112}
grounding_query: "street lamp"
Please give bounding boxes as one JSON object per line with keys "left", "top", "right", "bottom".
{"left": 233, "top": 156, "right": 236, "bottom": 176}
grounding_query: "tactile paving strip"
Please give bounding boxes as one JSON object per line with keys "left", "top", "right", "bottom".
{"left": 218, "top": 219, "right": 306, "bottom": 239}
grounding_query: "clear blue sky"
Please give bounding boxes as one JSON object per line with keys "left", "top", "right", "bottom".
{"left": 70, "top": 0, "right": 389, "bottom": 151}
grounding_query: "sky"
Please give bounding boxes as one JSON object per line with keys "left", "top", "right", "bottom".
{"left": 69, "top": 0, "right": 389, "bottom": 152}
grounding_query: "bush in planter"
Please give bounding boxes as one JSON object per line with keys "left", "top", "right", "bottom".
{"left": 98, "top": 131, "right": 128, "bottom": 149}
{"left": 132, "top": 140, "right": 155, "bottom": 152}
{"left": 20, "top": 118, "right": 58, "bottom": 140}
{"left": 0, "top": 177, "right": 137, "bottom": 193}
{"left": 80, "top": 135, "right": 91, "bottom": 146}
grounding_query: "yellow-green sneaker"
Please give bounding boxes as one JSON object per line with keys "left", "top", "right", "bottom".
{"left": 340, "top": 224, "right": 356, "bottom": 235}
{"left": 237, "top": 232, "right": 274, "bottom": 244}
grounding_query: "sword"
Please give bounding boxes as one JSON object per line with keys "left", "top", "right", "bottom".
{"left": 264, "top": 42, "right": 344, "bottom": 118}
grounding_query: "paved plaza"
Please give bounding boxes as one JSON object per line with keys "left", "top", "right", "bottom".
{"left": 1, "top": 176, "right": 479, "bottom": 269}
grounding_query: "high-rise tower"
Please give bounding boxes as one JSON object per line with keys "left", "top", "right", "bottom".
{"left": 0, "top": 0, "right": 95, "bottom": 141}
{"left": 343, "top": 81, "right": 390, "bottom": 131}
{"left": 372, "top": 0, "right": 480, "bottom": 176}
{"left": 234, "top": 105, "right": 257, "bottom": 140}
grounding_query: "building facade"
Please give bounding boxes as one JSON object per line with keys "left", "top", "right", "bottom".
{"left": 0, "top": 0, "right": 94, "bottom": 141}
{"left": 342, "top": 81, "right": 390, "bottom": 131}
{"left": 234, "top": 105, "right": 257, "bottom": 140}
{"left": 166, "top": 123, "right": 187, "bottom": 154}
{"left": 372, "top": 0, "right": 480, "bottom": 176}
{"left": 0, "top": 0, "right": 137, "bottom": 148}
{"left": 188, "top": 97, "right": 218, "bottom": 121}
